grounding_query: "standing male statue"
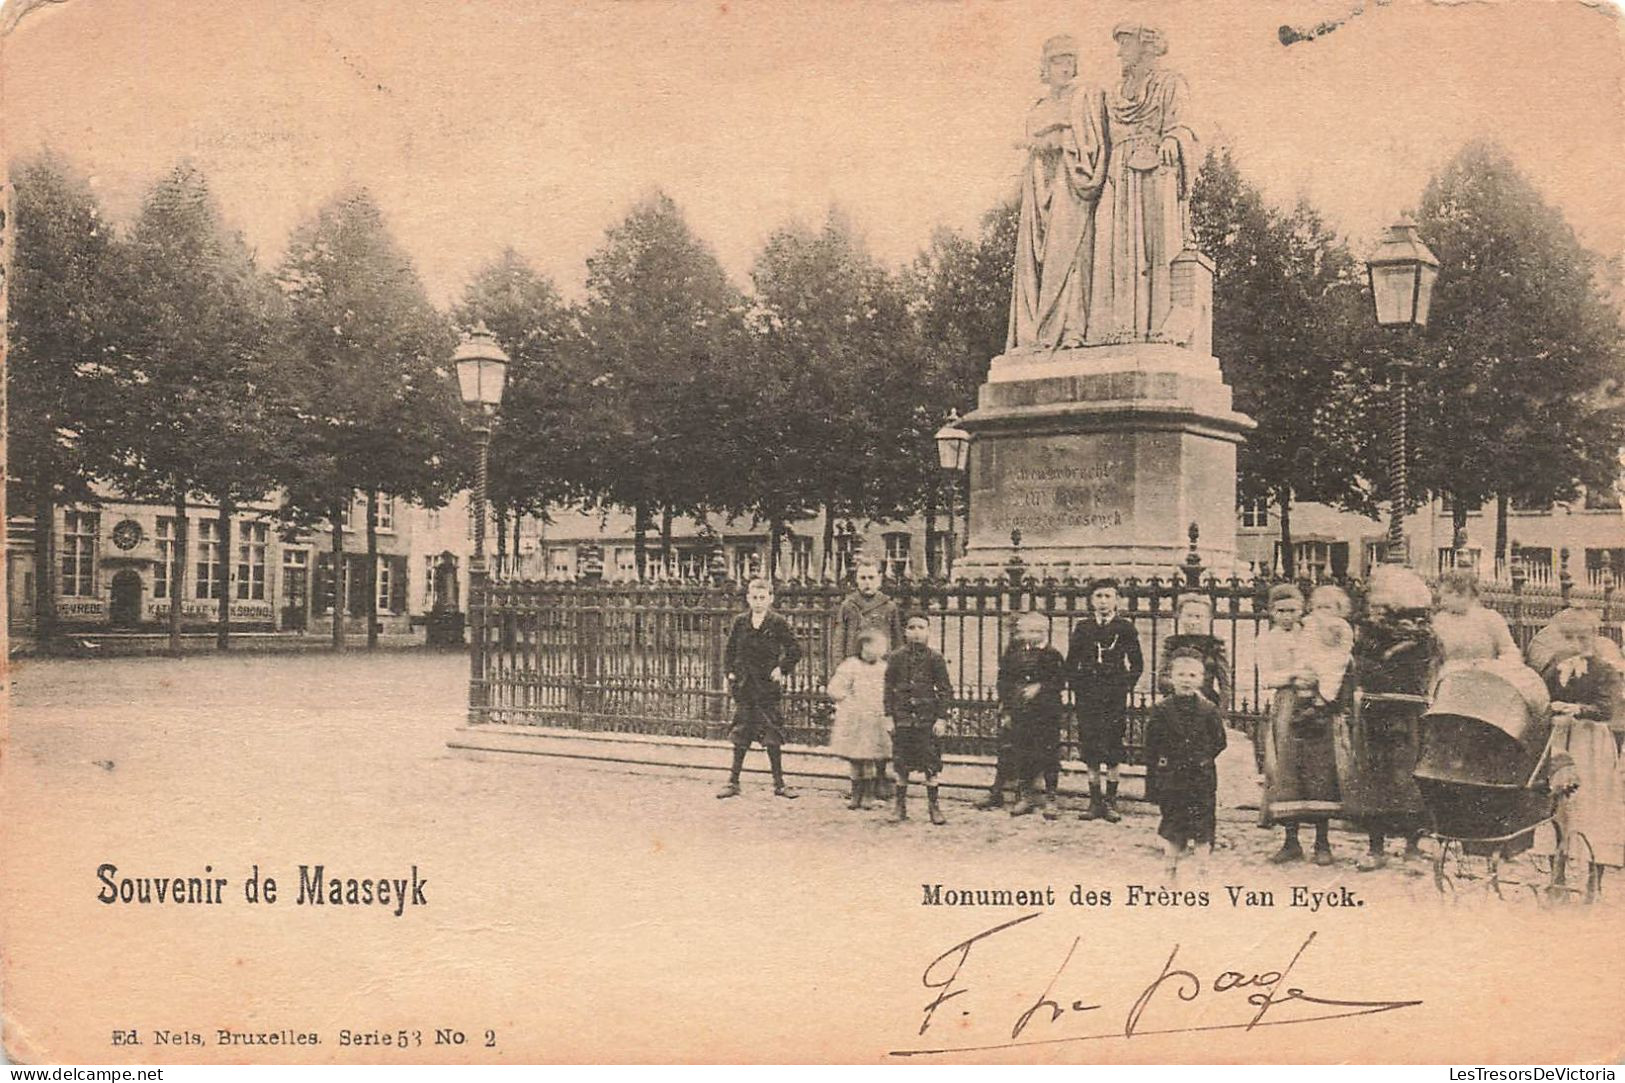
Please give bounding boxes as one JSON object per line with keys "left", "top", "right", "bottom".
{"left": 1007, "top": 34, "right": 1109, "bottom": 351}
{"left": 1089, "top": 22, "right": 1199, "bottom": 343}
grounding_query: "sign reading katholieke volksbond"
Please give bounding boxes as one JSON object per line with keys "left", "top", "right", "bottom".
{"left": 958, "top": 24, "right": 1254, "bottom": 577}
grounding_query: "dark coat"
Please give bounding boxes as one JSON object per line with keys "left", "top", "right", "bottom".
{"left": 885, "top": 641, "right": 954, "bottom": 728}
{"left": 1137, "top": 692, "right": 1222, "bottom": 809}
{"left": 724, "top": 610, "right": 802, "bottom": 705}
{"left": 1067, "top": 615, "right": 1144, "bottom": 704}
{"left": 836, "top": 591, "right": 905, "bottom": 659}
{"left": 997, "top": 643, "right": 1068, "bottom": 724}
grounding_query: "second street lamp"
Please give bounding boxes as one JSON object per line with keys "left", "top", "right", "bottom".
{"left": 1366, "top": 220, "right": 1440, "bottom": 567}
{"left": 454, "top": 321, "right": 509, "bottom": 726}
{"left": 934, "top": 410, "right": 971, "bottom": 578}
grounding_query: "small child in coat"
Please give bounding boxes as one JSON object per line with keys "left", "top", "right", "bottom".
{"left": 1146, "top": 649, "right": 1228, "bottom": 880}
{"left": 885, "top": 614, "right": 955, "bottom": 825}
{"left": 826, "top": 629, "right": 892, "bottom": 810}
{"left": 995, "top": 612, "right": 1070, "bottom": 820}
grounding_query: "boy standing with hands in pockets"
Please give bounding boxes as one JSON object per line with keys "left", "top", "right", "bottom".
{"left": 717, "top": 578, "right": 802, "bottom": 801}
{"left": 1067, "top": 579, "right": 1144, "bottom": 822}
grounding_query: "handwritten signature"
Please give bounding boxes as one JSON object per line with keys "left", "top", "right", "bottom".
{"left": 890, "top": 912, "right": 1422, "bottom": 1057}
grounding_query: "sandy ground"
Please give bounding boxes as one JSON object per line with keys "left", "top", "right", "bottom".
{"left": 3, "top": 651, "right": 1621, "bottom": 1064}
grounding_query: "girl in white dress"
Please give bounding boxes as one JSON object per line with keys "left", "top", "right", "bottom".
{"left": 827, "top": 629, "right": 893, "bottom": 810}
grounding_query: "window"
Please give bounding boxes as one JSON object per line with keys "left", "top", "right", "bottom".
{"left": 789, "top": 537, "right": 813, "bottom": 580}
{"left": 1436, "top": 546, "right": 1483, "bottom": 575}
{"left": 375, "top": 496, "right": 394, "bottom": 532}
{"left": 61, "top": 512, "right": 98, "bottom": 597}
{"left": 155, "top": 517, "right": 179, "bottom": 599}
{"left": 832, "top": 529, "right": 856, "bottom": 582}
{"left": 926, "top": 530, "right": 957, "bottom": 578}
{"left": 733, "top": 546, "right": 761, "bottom": 583}
{"left": 195, "top": 519, "right": 227, "bottom": 599}
{"left": 338, "top": 501, "right": 353, "bottom": 530}
{"left": 613, "top": 546, "right": 638, "bottom": 580}
{"left": 882, "top": 533, "right": 911, "bottom": 580}
{"left": 376, "top": 561, "right": 393, "bottom": 612}
{"left": 1584, "top": 548, "right": 1625, "bottom": 585}
{"left": 236, "top": 521, "right": 268, "bottom": 600}
{"left": 1273, "top": 539, "right": 1333, "bottom": 580}
{"left": 1362, "top": 540, "right": 1388, "bottom": 576}
{"left": 1239, "top": 497, "right": 1270, "bottom": 529}
{"left": 427, "top": 508, "right": 441, "bottom": 531}
{"left": 423, "top": 556, "right": 438, "bottom": 607}
{"left": 1516, "top": 546, "right": 1555, "bottom": 584}
{"left": 548, "top": 546, "right": 574, "bottom": 580}
{"left": 675, "top": 547, "right": 706, "bottom": 580}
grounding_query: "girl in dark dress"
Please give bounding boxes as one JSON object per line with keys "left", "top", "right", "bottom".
{"left": 1146, "top": 649, "right": 1228, "bottom": 880}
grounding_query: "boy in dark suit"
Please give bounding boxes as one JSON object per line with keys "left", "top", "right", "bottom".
{"left": 884, "top": 614, "right": 954, "bottom": 825}
{"left": 1067, "top": 578, "right": 1144, "bottom": 822}
{"left": 717, "top": 578, "right": 802, "bottom": 800}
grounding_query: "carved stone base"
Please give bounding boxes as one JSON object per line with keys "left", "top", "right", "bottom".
{"left": 957, "top": 342, "right": 1256, "bottom": 580}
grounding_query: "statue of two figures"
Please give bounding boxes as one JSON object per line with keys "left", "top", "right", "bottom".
{"left": 1009, "top": 24, "right": 1201, "bottom": 352}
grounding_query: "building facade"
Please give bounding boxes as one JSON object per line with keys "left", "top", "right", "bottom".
{"left": 4, "top": 487, "right": 490, "bottom": 637}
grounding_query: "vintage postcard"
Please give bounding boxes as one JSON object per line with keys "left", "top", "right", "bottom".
{"left": 3, "top": 0, "right": 1624, "bottom": 1066}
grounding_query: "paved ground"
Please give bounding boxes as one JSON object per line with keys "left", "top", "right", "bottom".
{"left": 4, "top": 651, "right": 1620, "bottom": 1064}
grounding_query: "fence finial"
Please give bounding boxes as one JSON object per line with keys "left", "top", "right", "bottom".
{"left": 1183, "top": 522, "right": 1204, "bottom": 588}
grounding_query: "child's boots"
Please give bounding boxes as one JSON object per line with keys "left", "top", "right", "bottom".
{"left": 1102, "top": 780, "right": 1123, "bottom": 823}
{"left": 1079, "top": 780, "right": 1105, "bottom": 820}
{"left": 927, "top": 788, "right": 947, "bottom": 826}
{"left": 1009, "top": 782, "right": 1042, "bottom": 817}
{"left": 893, "top": 783, "right": 909, "bottom": 822}
{"left": 847, "top": 778, "right": 867, "bottom": 811}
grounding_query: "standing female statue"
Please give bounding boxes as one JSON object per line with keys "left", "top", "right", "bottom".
{"left": 1089, "top": 23, "right": 1199, "bottom": 343}
{"left": 1007, "top": 35, "right": 1109, "bottom": 351}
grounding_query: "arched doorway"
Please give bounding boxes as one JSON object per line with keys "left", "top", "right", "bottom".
{"left": 110, "top": 570, "right": 143, "bottom": 628}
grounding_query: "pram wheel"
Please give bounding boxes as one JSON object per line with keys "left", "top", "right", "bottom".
{"left": 1528, "top": 822, "right": 1598, "bottom": 905}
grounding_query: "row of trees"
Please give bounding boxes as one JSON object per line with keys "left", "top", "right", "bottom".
{"left": 10, "top": 139, "right": 1624, "bottom": 651}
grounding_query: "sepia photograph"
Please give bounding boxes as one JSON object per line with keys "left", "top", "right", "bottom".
{"left": 2, "top": 0, "right": 1623, "bottom": 1067}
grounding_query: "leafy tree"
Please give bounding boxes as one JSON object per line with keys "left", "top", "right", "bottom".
{"left": 450, "top": 248, "right": 592, "bottom": 557}
{"left": 750, "top": 211, "right": 936, "bottom": 577}
{"left": 1409, "top": 140, "right": 1625, "bottom": 555}
{"left": 6, "top": 153, "right": 125, "bottom": 643}
{"left": 576, "top": 191, "right": 749, "bottom": 576}
{"left": 276, "top": 189, "right": 459, "bottom": 647}
{"left": 1190, "top": 147, "right": 1378, "bottom": 575}
{"left": 103, "top": 163, "right": 281, "bottom": 653}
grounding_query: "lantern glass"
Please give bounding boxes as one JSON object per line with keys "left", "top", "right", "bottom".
{"left": 1366, "top": 222, "right": 1441, "bottom": 328}
{"left": 934, "top": 416, "right": 970, "bottom": 472}
{"left": 456, "top": 356, "right": 507, "bottom": 408}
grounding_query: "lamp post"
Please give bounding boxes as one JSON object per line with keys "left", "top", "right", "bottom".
{"left": 1366, "top": 220, "right": 1439, "bottom": 567}
{"left": 454, "top": 321, "right": 509, "bottom": 724}
{"left": 934, "top": 410, "right": 971, "bottom": 578}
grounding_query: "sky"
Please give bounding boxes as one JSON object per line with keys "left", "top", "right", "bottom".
{"left": 3, "top": 0, "right": 1623, "bottom": 305}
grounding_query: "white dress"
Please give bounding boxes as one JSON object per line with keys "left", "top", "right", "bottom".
{"left": 826, "top": 656, "right": 892, "bottom": 762}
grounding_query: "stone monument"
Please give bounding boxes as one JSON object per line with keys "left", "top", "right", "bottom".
{"left": 957, "top": 24, "right": 1254, "bottom": 578}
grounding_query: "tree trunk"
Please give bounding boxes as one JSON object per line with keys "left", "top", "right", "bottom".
{"left": 330, "top": 503, "right": 346, "bottom": 651}
{"left": 1277, "top": 491, "right": 1294, "bottom": 579}
{"left": 1452, "top": 500, "right": 1469, "bottom": 562}
{"left": 366, "top": 490, "right": 380, "bottom": 650}
{"left": 170, "top": 495, "right": 188, "bottom": 656}
{"left": 495, "top": 503, "right": 508, "bottom": 569}
{"left": 822, "top": 503, "right": 836, "bottom": 580}
{"left": 660, "top": 507, "right": 674, "bottom": 578}
{"left": 633, "top": 501, "right": 650, "bottom": 580}
{"left": 513, "top": 508, "right": 524, "bottom": 572}
{"left": 1495, "top": 494, "right": 1509, "bottom": 570}
{"left": 215, "top": 498, "right": 233, "bottom": 651}
{"left": 32, "top": 487, "right": 56, "bottom": 647}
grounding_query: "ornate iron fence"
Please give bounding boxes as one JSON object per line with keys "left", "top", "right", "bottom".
{"left": 465, "top": 542, "right": 1620, "bottom": 766}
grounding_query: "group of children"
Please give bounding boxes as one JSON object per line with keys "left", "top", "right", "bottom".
{"left": 719, "top": 565, "right": 1212, "bottom": 873}
{"left": 717, "top": 563, "right": 1624, "bottom": 886}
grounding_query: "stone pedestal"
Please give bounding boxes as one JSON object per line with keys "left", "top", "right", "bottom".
{"left": 958, "top": 337, "right": 1255, "bottom": 579}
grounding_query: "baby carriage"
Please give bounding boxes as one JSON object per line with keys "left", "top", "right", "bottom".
{"left": 1414, "top": 665, "right": 1596, "bottom": 902}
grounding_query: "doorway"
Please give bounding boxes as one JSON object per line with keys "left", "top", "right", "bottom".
{"left": 110, "top": 570, "right": 143, "bottom": 628}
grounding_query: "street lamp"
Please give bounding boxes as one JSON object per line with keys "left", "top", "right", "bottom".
{"left": 454, "top": 322, "right": 508, "bottom": 727}
{"left": 934, "top": 410, "right": 971, "bottom": 577}
{"left": 453, "top": 321, "right": 510, "bottom": 574}
{"left": 1366, "top": 221, "right": 1440, "bottom": 566}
